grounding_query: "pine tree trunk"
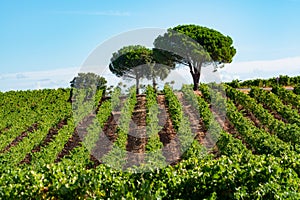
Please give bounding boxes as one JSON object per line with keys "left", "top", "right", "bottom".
{"left": 192, "top": 73, "right": 200, "bottom": 91}
{"left": 68, "top": 88, "right": 73, "bottom": 102}
{"left": 188, "top": 62, "right": 201, "bottom": 91}
{"left": 152, "top": 77, "right": 157, "bottom": 93}
{"left": 136, "top": 78, "right": 139, "bottom": 95}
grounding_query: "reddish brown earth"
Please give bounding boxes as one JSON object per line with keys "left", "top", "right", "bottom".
{"left": 1, "top": 123, "right": 38, "bottom": 153}
{"left": 92, "top": 94, "right": 182, "bottom": 168}
{"left": 258, "top": 102, "right": 288, "bottom": 123}
{"left": 175, "top": 92, "right": 206, "bottom": 145}
{"left": 226, "top": 99, "right": 280, "bottom": 154}
{"left": 192, "top": 92, "right": 220, "bottom": 152}
{"left": 55, "top": 112, "right": 100, "bottom": 163}
{"left": 235, "top": 104, "right": 262, "bottom": 128}
{"left": 238, "top": 86, "right": 294, "bottom": 94}
{"left": 157, "top": 94, "right": 181, "bottom": 165}
{"left": 233, "top": 99, "right": 286, "bottom": 136}
{"left": 91, "top": 112, "right": 119, "bottom": 164}
{"left": 90, "top": 95, "right": 129, "bottom": 166}
{"left": 21, "top": 119, "right": 68, "bottom": 164}
{"left": 56, "top": 95, "right": 131, "bottom": 166}
{"left": 56, "top": 96, "right": 110, "bottom": 164}
{"left": 211, "top": 108, "right": 252, "bottom": 152}
{"left": 7, "top": 91, "right": 269, "bottom": 167}
{"left": 125, "top": 94, "right": 147, "bottom": 168}
{"left": 55, "top": 128, "right": 82, "bottom": 163}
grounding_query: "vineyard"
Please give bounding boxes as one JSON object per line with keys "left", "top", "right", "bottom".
{"left": 1, "top": 80, "right": 300, "bottom": 199}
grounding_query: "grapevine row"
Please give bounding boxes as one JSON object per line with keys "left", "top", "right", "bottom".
{"left": 0, "top": 89, "right": 70, "bottom": 151}
{"left": 144, "top": 86, "right": 166, "bottom": 166}
{"left": 249, "top": 87, "right": 300, "bottom": 126}
{"left": 220, "top": 85, "right": 300, "bottom": 175}
{"left": 226, "top": 86, "right": 300, "bottom": 146}
{"left": 272, "top": 86, "right": 300, "bottom": 110}
{"left": 163, "top": 84, "right": 203, "bottom": 156}
{"left": 102, "top": 87, "right": 137, "bottom": 169}
{"left": 181, "top": 84, "right": 248, "bottom": 157}
{"left": 30, "top": 88, "right": 105, "bottom": 167}
{"left": 0, "top": 90, "right": 72, "bottom": 167}
{"left": 60, "top": 91, "right": 113, "bottom": 167}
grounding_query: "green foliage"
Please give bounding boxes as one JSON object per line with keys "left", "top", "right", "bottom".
{"left": 72, "top": 88, "right": 103, "bottom": 125}
{"left": 70, "top": 72, "right": 107, "bottom": 90}
{"left": 154, "top": 24, "right": 236, "bottom": 90}
{"left": 250, "top": 87, "right": 300, "bottom": 127}
{"left": 172, "top": 25, "right": 236, "bottom": 63}
{"left": 30, "top": 118, "right": 75, "bottom": 167}
{"left": 164, "top": 84, "right": 205, "bottom": 156}
{"left": 163, "top": 84, "right": 183, "bottom": 131}
{"left": 228, "top": 75, "right": 300, "bottom": 88}
{"left": 144, "top": 86, "right": 166, "bottom": 167}
{"left": 226, "top": 86, "right": 299, "bottom": 150}
{"left": 225, "top": 85, "right": 300, "bottom": 175}
{"left": 111, "top": 86, "right": 121, "bottom": 110}
{"left": 181, "top": 84, "right": 220, "bottom": 146}
{"left": 83, "top": 99, "right": 112, "bottom": 153}
{"left": 272, "top": 85, "right": 300, "bottom": 110}
{"left": 1, "top": 80, "right": 300, "bottom": 199}
{"left": 109, "top": 45, "right": 153, "bottom": 77}
{"left": 226, "top": 79, "right": 241, "bottom": 88}
{"left": 0, "top": 89, "right": 72, "bottom": 168}
{"left": 102, "top": 87, "right": 137, "bottom": 169}
{"left": 294, "top": 84, "right": 300, "bottom": 95}
{"left": 1, "top": 153, "right": 300, "bottom": 199}
{"left": 109, "top": 45, "right": 174, "bottom": 93}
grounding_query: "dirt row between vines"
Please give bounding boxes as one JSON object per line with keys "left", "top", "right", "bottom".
{"left": 210, "top": 107, "right": 252, "bottom": 153}
{"left": 56, "top": 93, "right": 220, "bottom": 166}
{"left": 94, "top": 94, "right": 182, "bottom": 167}
{"left": 255, "top": 101, "right": 289, "bottom": 123}
{"left": 124, "top": 95, "right": 147, "bottom": 168}
{"left": 227, "top": 96, "right": 286, "bottom": 154}
{"left": 175, "top": 92, "right": 214, "bottom": 150}
{"left": 21, "top": 119, "right": 68, "bottom": 164}
{"left": 6, "top": 92, "right": 258, "bottom": 167}
{"left": 157, "top": 94, "right": 181, "bottom": 165}
{"left": 56, "top": 96, "right": 117, "bottom": 164}
{"left": 0, "top": 123, "right": 38, "bottom": 153}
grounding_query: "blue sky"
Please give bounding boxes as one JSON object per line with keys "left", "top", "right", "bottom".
{"left": 0, "top": 0, "right": 300, "bottom": 91}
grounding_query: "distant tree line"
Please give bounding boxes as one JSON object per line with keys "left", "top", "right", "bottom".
{"left": 227, "top": 75, "right": 300, "bottom": 88}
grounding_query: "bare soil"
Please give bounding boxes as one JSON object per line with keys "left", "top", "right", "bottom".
{"left": 175, "top": 92, "right": 206, "bottom": 145}
{"left": 1, "top": 123, "right": 38, "bottom": 153}
{"left": 259, "top": 103, "right": 288, "bottom": 123}
{"left": 14, "top": 91, "right": 273, "bottom": 167}
{"left": 212, "top": 108, "right": 252, "bottom": 152}
{"left": 125, "top": 95, "right": 147, "bottom": 168}
{"left": 90, "top": 113, "right": 119, "bottom": 164}
{"left": 157, "top": 94, "right": 181, "bottom": 165}
{"left": 20, "top": 119, "right": 67, "bottom": 164}
{"left": 55, "top": 128, "right": 82, "bottom": 163}
{"left": 193, "top": 92, "right": 219, "bottom": 151}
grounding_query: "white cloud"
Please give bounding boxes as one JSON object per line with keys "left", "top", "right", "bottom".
{"left": 219, "top": 56, "right": 300, "bottom": 81}
{"left": 162, "top": 56, "right": 300, "bottom": 85}
{"left": 16, "top": 73, "right": 27, "bottom": 79}
{"left": 0, "top": 67, "right": 80, "bottom": 92}
{"left": 1, "top": 56, "right": 300, "bottom": 92}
